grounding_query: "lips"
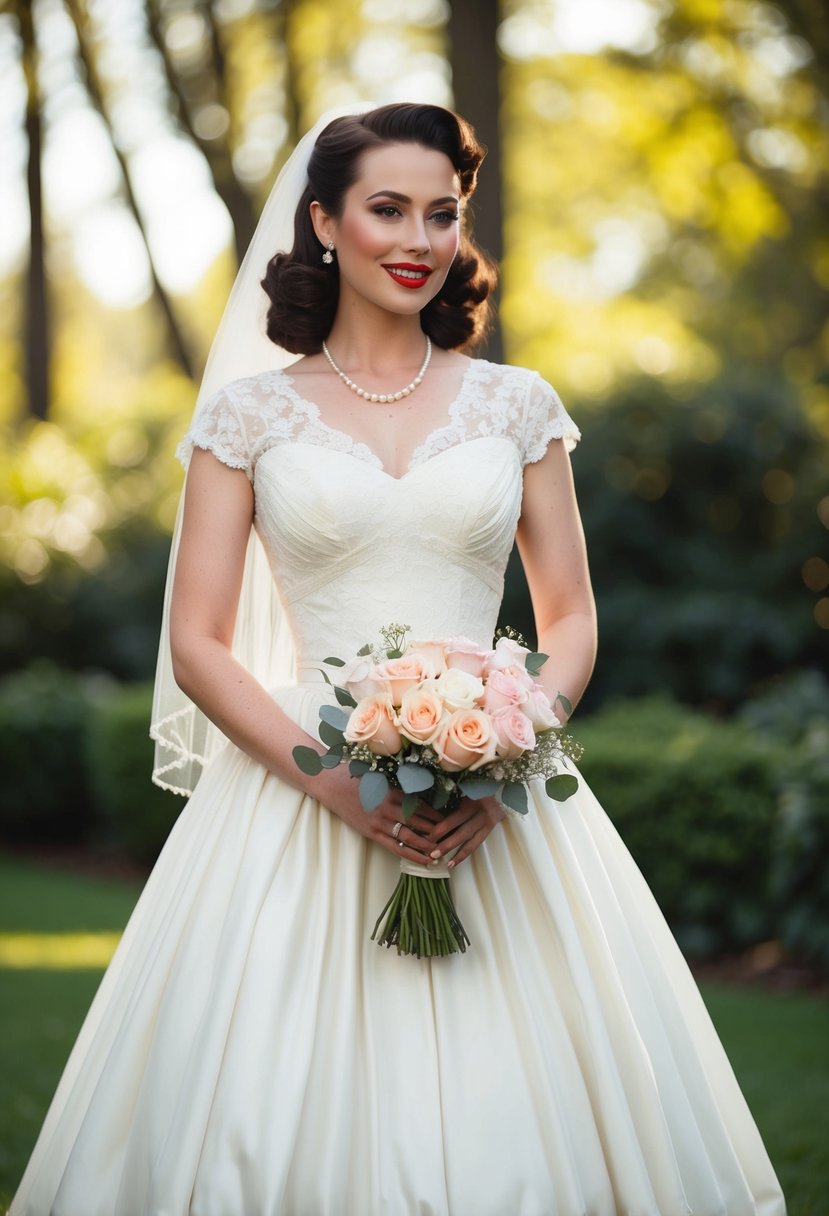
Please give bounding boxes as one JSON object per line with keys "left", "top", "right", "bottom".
{"left": 382, "top": 263, "right": 433, "bottom": 289}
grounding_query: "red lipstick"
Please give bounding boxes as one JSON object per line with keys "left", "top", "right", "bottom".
{"left": 381, "top": 263, "right": 433, "bottom": 289}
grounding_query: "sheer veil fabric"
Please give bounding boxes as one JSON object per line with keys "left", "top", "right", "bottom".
{"left": 150, "top": 106, "right": 369, "bottom": 796}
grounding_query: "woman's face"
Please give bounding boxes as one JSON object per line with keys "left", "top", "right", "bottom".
{"left": 315, "top": 141, "right": 461, "bottom": 317}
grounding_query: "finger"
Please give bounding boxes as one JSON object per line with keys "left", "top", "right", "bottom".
{"left": 428, "top": 805, "right": 477, "bottom": 841}
{"left": 388, "top": 828, "right": 434, "bottom": 866}
{"left": 447, "top": 824, "right": 490, "bottom": 869}
{"left": 430, "top": 814, "right": 489, "bottom": 858}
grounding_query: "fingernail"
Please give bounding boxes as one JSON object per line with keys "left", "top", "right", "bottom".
{"left": 430, "top": 849, "right": 441, "bottom": 859}
{"left": 447, "top": 860, "right": 455, "bottom": 869}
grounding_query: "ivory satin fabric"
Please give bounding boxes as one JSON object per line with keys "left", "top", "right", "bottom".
{"left": 10, "top": 362, "right": 786, "bottom": 1215}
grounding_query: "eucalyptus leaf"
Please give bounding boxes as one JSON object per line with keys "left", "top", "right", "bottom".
{"left": 387, "top": 648, "right": 403, "bottom": 659}
{"left": 556, "top": 692, "right": 574, "bottom": 718}
{"left": 319, "top": 704, "right": 351, "bottom": 731}
{"left": 525, "top": 651, "right": 549, "bottom": 677}
{"left": 431, "top": 783, "right": 452, "bottom": 810}
{"left": 401, "top": 792, "right": 420, "bottom": 820}
{"left": 359, "top": 770, "right": 389, "bottom": 812}
{"left": 349, "top": 759, "right": 371, "bottom": 777}
{"left": 319, "top": 720, "right": 345, "bottom": 748}
{"left": 323, "top": 656, "right": 346, "bottom": 666}
{"left": 459, "top": 776, "right": 498, "bottom": 799}
{"left": 545, "top": 773, "right": 579, "bottom": 802}
{"left": 357, "top": 643, "right": 373, "bottom": 657}
{"left": 320, "top": 752, "right": 343, "bottom": 769}
{"left": 499, "top": 781, "right": 529, "bottom": 815}
{"left": 292, "top": 746, "right": 323, "bottom": 776}
{"left": 397, "top": 764, "right": 435, "bottom": 794}
{"left": 334, "top": 685, "right": 358, "bottom": 708}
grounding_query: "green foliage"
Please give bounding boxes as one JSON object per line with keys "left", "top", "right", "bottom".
{"left": 0, "top": 664, "right": 98, "bottom": 845}
{"left": 84, "top": 682, "right": 182, "bottom": 866}
{"left": 573, "top": 374, "right": 829, "bottom": 711}
{"left": 738, "top": 670, "right": 829, "bottom": 968}
{"left": 576, "top": 696, "right": 779, "bottom": 957}
{"left": 0, "top": 523, "right": 170, "bottom": 681}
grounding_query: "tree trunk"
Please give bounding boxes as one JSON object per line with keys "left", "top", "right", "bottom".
{"left": 64, "top": 0, "right": 194, "bottom": 379}
{"left": 448, "top": 0, "right": 504, "bottom": 361}
{"left": 19, "top": 0, "right": 50, "bottom": 420}
{"left": 145, "top": 0, "right": 258, "bottom": 265}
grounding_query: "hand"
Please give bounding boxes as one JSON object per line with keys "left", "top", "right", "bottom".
{"left": 426, "top": 795, "right": 506, "bottom": 869}
{"left": 315, "top": 764, "right": 446, "bottom": 868}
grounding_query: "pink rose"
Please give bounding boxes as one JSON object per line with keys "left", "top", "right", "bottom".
{"left": 483, "top": 669, "right": 530, "bottom": 714}
{"left": 523, "top": 686, "right": 561, "bottom": 732}
{"left": 485, "top": 636, "right": 531, "bottom": 674}
{"left": 403, "top": 639, "right": 448, "bottom": 675}
{"left": 339, "top": 655, "right": 390, "bottom": 702}
{"left": 444, "top": 636, "right": 489, "bottom": 678}
{"left": 397, "top": 686, "right": 446, "bottom": 745}
{"left": 344, "top": 695, "right": 402, "bottom": 756}
{"left": 492, "top": 707, "right": 536, "bottom": 761}
{"left": 375, "top": 653, "right": 439, "bottom": 706}
{"left": 500, "top": 663, "right": 536, "bottom": 691}
{"left": 434, "top": 708, "right": 498, "bottom": 772}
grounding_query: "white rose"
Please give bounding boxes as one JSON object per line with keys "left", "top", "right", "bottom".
{"left": 432, "top": 667, "right": 486, "bottom": 712}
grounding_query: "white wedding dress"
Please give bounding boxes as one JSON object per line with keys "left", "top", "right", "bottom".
{"left": 10, "top": 359, "right": 786, "bottom": 1216}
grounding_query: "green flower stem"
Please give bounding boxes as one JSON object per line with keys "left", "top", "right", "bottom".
{"left": 371, "top": 872, "right": 471, "bottom": 958}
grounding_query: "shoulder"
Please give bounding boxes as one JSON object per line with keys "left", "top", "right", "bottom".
{"left": 177, "top": 369, "right": 295, "bottom": 478}
{"left": 463, "top": 359, "right": 581, "bottom": 460}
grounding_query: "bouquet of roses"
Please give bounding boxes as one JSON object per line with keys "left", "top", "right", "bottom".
{"left": 293, "top": 624, "right": 582, "bottom": 959}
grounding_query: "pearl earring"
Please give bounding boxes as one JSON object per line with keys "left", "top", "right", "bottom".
{"left": 322, "top": 242, "right": 334, "bottom": 265}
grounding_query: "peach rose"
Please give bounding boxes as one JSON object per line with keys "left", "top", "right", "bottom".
{"left": 485, "top": 636, "right": 531, "bottom": 674}
{"left": 523, "top": 686, "right": 561, "bottom": 732}
{"left": 340, "top": 655, "right": 390, "bottom": 702}
{"left": 444, "top": 636, "right": 489, "bottom": 678}
{"left": 375, "top": 653, "right": 439, "bottom": 706}
{"left": 344, "top": 695, "right": 402, "bottom": 756}
{"left": 482, "top": 669, "right": 530, "bottom": 715}
{"left": 403, "top": 639, "right": 448, "bottom": 675}
{"left": 433, "top": 667, "right": 485, "bottom": 712}
{"left": 492, "top": 707, "right": 536, "bottom": 761}
{"left": 397, "top": 686, "right": 446, "bottom": 745}
{"left": 434, "top": 708, "right": 498, "bottom": 772}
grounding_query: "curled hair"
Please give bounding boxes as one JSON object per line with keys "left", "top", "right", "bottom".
{"left": 261, "top": 103, "right": 498, "bottom": 354}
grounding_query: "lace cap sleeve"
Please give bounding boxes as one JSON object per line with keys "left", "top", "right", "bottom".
{"left": 176, "top": 380, "right": 254, "bottom": 481}
{"left": 522, "top": 373, "right": 581, "bottom": 465}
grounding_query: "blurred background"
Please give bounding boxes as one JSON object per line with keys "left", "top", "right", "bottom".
{"left": 0, "top": 1, "right": 828, "bottom": 1205}
{"left": 1, "top": 0, "right": 828, "bottom": 941}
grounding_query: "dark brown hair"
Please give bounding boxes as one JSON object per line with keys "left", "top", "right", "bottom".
{"left": 261, "top": 103, "right": 498, "bottom": 354}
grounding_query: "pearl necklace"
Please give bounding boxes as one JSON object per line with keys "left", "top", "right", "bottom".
{"left": 321, "top": 337, "right": 432, "bottom": 403}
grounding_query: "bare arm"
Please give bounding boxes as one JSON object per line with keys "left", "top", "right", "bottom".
{"left": 169, "top": 447, "right": 442, "bottom": 864}
{"left": 516, "top": 438, "right": 597, "bottom": 721}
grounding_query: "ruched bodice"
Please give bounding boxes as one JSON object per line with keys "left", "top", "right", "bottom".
{"left": 254, "top": 437, "right": 523, "bottom": 666}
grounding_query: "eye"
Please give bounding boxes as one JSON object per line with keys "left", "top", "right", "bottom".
{"left": 430, "top": 210, "right": 459, "bottom": 225}
{"left": 373, "top": 205, "right": 402, "bottom": 219}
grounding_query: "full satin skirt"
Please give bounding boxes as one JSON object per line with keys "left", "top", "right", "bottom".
{"left": 9, "top": 683, "right": 786, "bottom": 1216}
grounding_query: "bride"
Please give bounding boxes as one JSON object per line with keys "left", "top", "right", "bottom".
{"left": 10, "top": 103, "right": 785, "bottom": 1215}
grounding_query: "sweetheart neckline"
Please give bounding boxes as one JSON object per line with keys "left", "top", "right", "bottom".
{"left": 264, "top": 357, "right": 490, "bottom": 480}
{"left": 254, "top": 433, "right": 520, "bottom": 485}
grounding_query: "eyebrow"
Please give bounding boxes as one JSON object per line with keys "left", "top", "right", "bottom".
{"left": 365, "top": 190, "right": 460, "bottom": 206}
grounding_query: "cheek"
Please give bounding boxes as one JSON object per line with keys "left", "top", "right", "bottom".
{"left": 339, "top": 212, "right": 389, "bottom": 259}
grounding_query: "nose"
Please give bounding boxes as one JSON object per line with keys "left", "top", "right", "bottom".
{"left": 403, "top": 217, "right": 430, "bottom": 256}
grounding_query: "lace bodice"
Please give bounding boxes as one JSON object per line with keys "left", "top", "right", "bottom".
{"left": 179, "top": 359, "right": 580, "bottom": 669}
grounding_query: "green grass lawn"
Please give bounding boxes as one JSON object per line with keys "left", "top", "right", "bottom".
{"left": 1, "top": 853, "right": 826, "bottom": 1213}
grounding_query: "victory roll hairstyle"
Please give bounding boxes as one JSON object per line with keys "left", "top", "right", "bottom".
{"left": 261, "top": 103, "right": 498, "bottom": 354}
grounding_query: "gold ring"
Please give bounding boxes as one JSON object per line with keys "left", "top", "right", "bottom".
{"left": 391, "top": 820, "right": 403, "bottom": 839}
